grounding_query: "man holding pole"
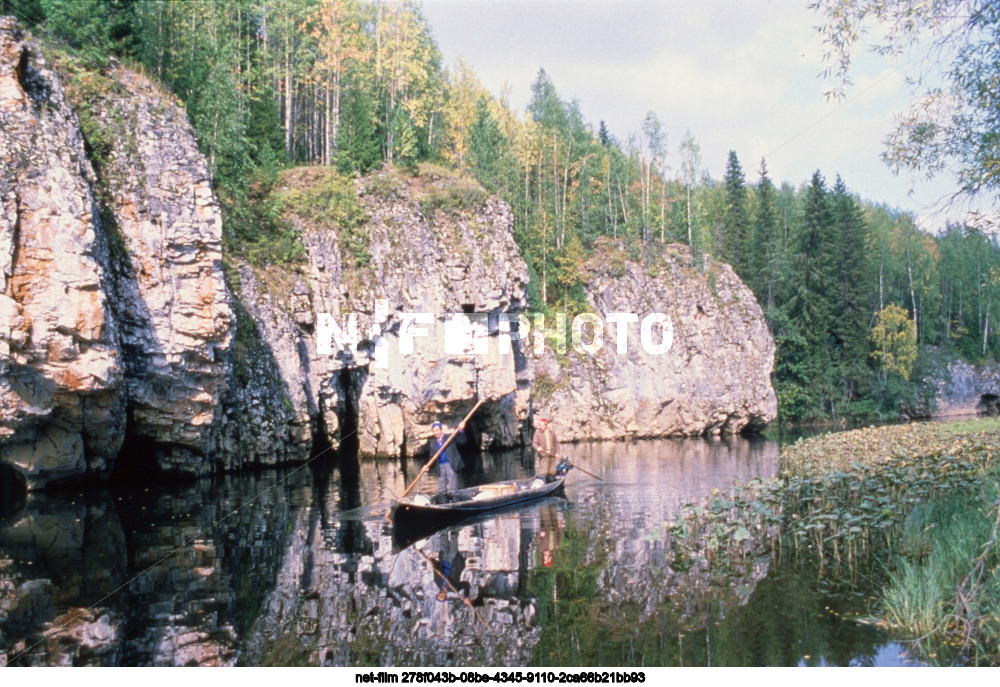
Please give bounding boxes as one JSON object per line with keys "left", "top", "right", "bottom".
{"left": 532, "top": 416, "right": 560, "bottom": 477}
{"left": 429, "top": 420, "right": 466, "bottom": 493}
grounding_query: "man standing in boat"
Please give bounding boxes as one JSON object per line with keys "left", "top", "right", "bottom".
{"left": 532, "top": 416, "right": 560, "bottom": 477}
{"left": 429, "top": 420, "right": 466, "bottom": 493}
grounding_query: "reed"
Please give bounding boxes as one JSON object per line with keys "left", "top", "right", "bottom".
{"left": 655, "top": 421, "right": 1000, "bottom": 664}
{"left": 881, "top": 479, "right": 1000, "bottom": 664}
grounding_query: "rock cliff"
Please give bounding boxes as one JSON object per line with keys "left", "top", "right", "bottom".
{"left": 530, "top": 244, "right": 777, "bottom": 440}
{"left": 0, "top": 18, "right": 232, "bottom": 488}
{"left": 63, "top": 57, "right": 233, "bottom": 476}
{"left": 918, "top": 351, "right": 1000, "bottom": 417}
{"left": 0, "top": 18, "right": 126, "bottom": 489}
{"left": 226, "top": 165, "right": 531, "bottom": 462}
{"left": 0, "top": 16, "right": 778, "bottom": 491}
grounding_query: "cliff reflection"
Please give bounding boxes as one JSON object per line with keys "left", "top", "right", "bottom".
{"left": 1, "top": 435, "right": 906, "bottom": 666}
{"left": 244, "top": 497, "right": 558, "bottom": 666}
{"left": 0, "top": 470, "right": 305, "bottom": 666}
{"left": 0, "top": 495, "right": 126, "bottom": 666}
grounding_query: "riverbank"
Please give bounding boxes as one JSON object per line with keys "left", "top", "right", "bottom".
{"left": 782, "top": 418, "right": 1000, "bottom": 664}
{"left": 665, "top": 418, "right": 1000, "bottom": 665}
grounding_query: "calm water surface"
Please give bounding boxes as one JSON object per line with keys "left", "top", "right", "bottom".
{"left": 0, "top": 434, "right": 920, "bottom": 666}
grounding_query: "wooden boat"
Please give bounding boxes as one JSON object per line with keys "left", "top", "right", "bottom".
{"left": 391, "top": 474, "right": 567, "bottom": 545}
{"left": 391, "top": 495, "right": 568, "bottom": 551}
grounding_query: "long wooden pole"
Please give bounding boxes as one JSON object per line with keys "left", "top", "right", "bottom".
{"left": 399, "top": 399, "right": 485, "bottom": 500}
{"left": 560, "top": 458, "right": 604, "bottom": 482}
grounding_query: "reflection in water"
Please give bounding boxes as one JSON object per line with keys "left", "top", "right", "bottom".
{"left": 0, "top": 435, "right": 916, "bottom": 666}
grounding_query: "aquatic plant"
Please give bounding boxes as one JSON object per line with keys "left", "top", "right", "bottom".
{"left": 655, "top": 420, "right": 1000, "bottom": 665}
{"left": 880, "top": 481, "right": 1000, "bottom": 665}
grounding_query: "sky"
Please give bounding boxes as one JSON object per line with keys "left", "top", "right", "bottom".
{"left": 419, "top": 0, "right": 967, "bottom": 231}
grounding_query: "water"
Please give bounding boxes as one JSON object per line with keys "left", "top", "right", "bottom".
{"left": 0, "top": 434, "right": 920, "bottom": 666}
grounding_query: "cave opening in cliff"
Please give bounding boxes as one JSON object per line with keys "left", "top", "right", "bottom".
{"left": 309, "top": 367, "right": 372, "bottom": 555}
{"left": 0, "top": 464, "right": 26, "bottom": 518}
{"left": 309, "top": 367, "right": 366, "bottom": 518}
{"left": 110, "top": 417, "right": 194, "bottom": 488}
{"left": 334, "top": 368, "right": 364, "bottom": 510}
{"left": 977, "top": 393, "right": 1000, "bottom": 416}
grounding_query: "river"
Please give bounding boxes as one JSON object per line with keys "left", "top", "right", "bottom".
{"left": 0, "top": 432, "right": 919, "bottom": 666}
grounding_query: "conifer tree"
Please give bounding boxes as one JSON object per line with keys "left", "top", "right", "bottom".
{"left": 752, "top": 159, "right": 781, "bottom": 309}
{"left": 829, "top": 175, "right": 873, "bottom": 408}
{"left": 721, "top": 151, "right": 750, "bottom": 273}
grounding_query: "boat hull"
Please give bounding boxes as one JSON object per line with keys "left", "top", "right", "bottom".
{"left": 391, "top": 475, "right": 566, "bottom": 546}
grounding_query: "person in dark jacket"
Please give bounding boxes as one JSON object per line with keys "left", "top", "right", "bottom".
{"left": 429, "top": 420, "right": 466, "bottom": 493}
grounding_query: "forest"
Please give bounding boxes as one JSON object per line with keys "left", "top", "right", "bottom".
{"left": 7, "top": 0, "right": 1000, "bottom": 422}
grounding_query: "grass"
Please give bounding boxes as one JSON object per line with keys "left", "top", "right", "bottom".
{"left": 408, "top": 163, "right": 488, "bottom": 220}
{"left": 276, "top": 167, "right": 369, "bottom": 268}
{"left": 259, "top": 632, "right": 312, "bottom": 667}
{"left": 880, "top": 474, "right": 1000, "bottom": 664}
{"left": 934, "top": 416, "right": 1000, "bottom": 436}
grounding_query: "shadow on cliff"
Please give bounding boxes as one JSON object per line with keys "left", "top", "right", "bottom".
{"left": 0, "top": 463, "right": 26, "bottom": 519}
{"left": 81, "top": 128, "right": 209, "bottom": 490}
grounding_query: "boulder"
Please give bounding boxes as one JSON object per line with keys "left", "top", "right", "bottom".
{"left": 528, "top": 244, "right": 777, "bottom": 440}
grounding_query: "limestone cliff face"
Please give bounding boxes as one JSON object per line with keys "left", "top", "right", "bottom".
{"left": 0, "top": 18, "right": 232, "bottom": 488}
{"left": 0, "top": 16, "right": 778, "bottom": 490}
{"left": 66, "top": 62, "right": 233, "bottom": 476}
{"left": 0, "top": 18, "right": 126, "bottom": 488}
{"left": 530, "top": 245, "right": 777, "bottom": 440}
{"left": 229, "top": 167, "right": 531, "bottom": 461}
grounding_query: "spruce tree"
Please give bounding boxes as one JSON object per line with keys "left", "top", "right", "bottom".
{"left": 468, "top": 97, "right": 515, "bottom": 196}
{"left": 721, "top": 150, "right": 750, "bottom": 274}
{"left": 829, "top": 175, "right": 873, "bottom": 409}
{"left": 752, "top": 158, "right": 781, "bottom": 309}
{"left": 781, "top": 171, "right": 837, "bottom": 417}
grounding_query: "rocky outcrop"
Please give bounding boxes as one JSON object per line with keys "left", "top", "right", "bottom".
{"left": 66, "top": 63, "right": 233, "bottom": 476}
{"left": 0, "top": 15, "right": 778, "bottom": 489}
{"left": 0, "top": 18, "right": 126, "bottom": 489}
{"left": 530, "top": 244, "right": 777, "bottom": 440}
{"left": 0, "top": 19, "right": 232, "bottom": 488}
{"left": 920, "top": 353, "right": 1000, "bottom": 417}
{"left": 227, "top": 166, "right": 531, "bottom": 461}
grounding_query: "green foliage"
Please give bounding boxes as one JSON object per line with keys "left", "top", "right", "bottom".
{"left": 870, "top": 304, "right": 918, "bottom": 381}
{"left": 277, "top": 168, "right": 369, "bottom": 267}
{"left": 3, "top": 0, "right": 46, "bottom": 25}
{"left": 60, "top": 59, "right": 127, "bottom": 166}
{"left": 530, "top": 372, "right": 566, "bottom": 404}
{"left": 36, "top": 0, "right": 138, "bottom": 66}
{"left": 336, "top": 86, "right": 383, "bottom": 174}
{"left": 418, "top": 175, "right": 488, "bottom": 218}
{"left": 720, "top": 150, "right": 750, "bottom": 271}
{"left": 260, "top": 632, "right": 312, "bottom": 667}
{"left": 881, "top": 474, "right": 1000, "bottom": 664}
{"left": 468, "top": 97, "right": 515, "bottom": 195}
{"left": 812, "top": 0, "right": 1000, "bottom": 202}
{"left": 749, "top": 159, "right": 781, "bottom": 303}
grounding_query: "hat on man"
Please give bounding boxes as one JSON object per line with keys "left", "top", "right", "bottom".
{"left": 431, "top": 421, "right": 443, "bottom": 429}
